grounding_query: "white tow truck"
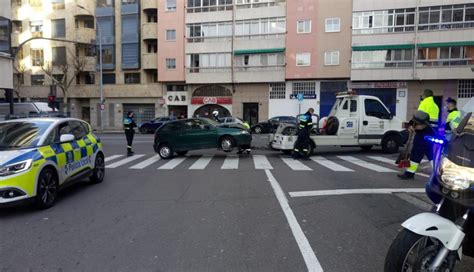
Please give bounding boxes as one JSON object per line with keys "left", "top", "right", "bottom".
{"left": 270, "top": 91, "right": 406, "bottom": 154}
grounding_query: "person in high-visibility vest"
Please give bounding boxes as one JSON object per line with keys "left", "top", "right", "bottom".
{"left": 123, "top": 111, "right": 137, "bottom": 156}
{"left": 444, "top": 97, "right": 462, "bottom": 139}
{"left": 293, "top": 108, "right": 314, "bottom": 159}
{"left": 398, "top": 89, "right": 439, "bottom": 180}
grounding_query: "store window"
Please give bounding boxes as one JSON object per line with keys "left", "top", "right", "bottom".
{"left": 124, "top": 73, "right": 140, "bottom": 84}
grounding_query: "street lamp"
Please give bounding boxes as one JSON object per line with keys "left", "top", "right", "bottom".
{"left": 77, "top": 4, "right": 104, "bottom": 132}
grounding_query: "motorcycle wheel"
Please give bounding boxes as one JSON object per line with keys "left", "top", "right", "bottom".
{"left": 384, "top": 229, "right": 450, "bottom": 272}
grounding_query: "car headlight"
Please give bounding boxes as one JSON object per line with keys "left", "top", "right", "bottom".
{"left": 0, "top": 159, "right": 33, "bottom": 177}
{"left": 438, "top": 157, "right": 474, "bottom": 191}
{"left": 241, "top": 130, "right": 250, "bottom": 135}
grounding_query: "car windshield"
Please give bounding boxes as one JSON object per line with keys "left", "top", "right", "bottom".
{"left": 204, "top": 118, "right": 220, "bottom": 126}
{"left": 0, "top": 121, "right": 52, "bottom": 150}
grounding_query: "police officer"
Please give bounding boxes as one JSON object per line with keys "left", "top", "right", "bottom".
{"left": 417, "top": 89, "right": 440, "bottom": 129}
{"left": 444, "top": 97, "right": 462, "bottom": 139}
{"left": 123, "top": 111, "right": 137, "bottom": 156}
{"left": 293, "top": 108, "right": 314, "bottom": 159}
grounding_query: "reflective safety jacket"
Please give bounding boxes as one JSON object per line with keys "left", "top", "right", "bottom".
{"left": 445, "top": 108, "right": 462, "bottom": 132}
{"left": 418, "top": 96, "right": 439, "bottom": 127}
{"left": 298, "top": 112, "right": 313, "bottom": 130}
{"left": 123, "top": 117, "right": 136, "bottom": 131}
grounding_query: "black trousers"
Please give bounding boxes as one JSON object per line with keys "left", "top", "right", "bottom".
{"left": 294, "top": 128, "right": 310, "bottom": 153}
{"left": 410, "top": 131, "right": 434, "bottom": 163}
{"left": 125, "top": 130, "right": 134, "bottom": 153}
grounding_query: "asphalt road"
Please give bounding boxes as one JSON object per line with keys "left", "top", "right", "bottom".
{"left": 1, "top": 133, "right": 473, "bottom": 272}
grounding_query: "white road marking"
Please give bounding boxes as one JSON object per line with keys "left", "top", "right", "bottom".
{"left": 189, "top": 155, "right": 213, "bottom": 170}
{"left": 253, "top": 155, "right": 273, "bottom": 170}
{"left": 311, "top": 156, "right": 354, "bottom": 172}
{"left": 280, "top": 157, "right": 312, "bottom": 171}
{"left": 395, "top": 193, "right": 432, "bottom": 211}
{"left": 367, "top": 156, "right": 431, "bottom": 178}
{"left": 158, "top": 157, "right": 187, "bottom": 170}
{"left": 105, "top": 154, "right": 124, "bottom": 163}
{"left": 129, "top": 155, "right": 160, "bottom": 169}
{"left": 106, "top": 154, "right": 145, "bottom": 168}
{"left": 338, "top": 156, "right": 396, "bottom": 173}
{"left": 221, "top": 155, "right": 239, "bottom": 169}
{"left": 289, "top": 188, "right": 425, "bottom": 198}
{"left": 265, "top": 170, "right": 323, "bottom": 272}
{"left": 416, "top": 173, "right": 430, "bottom": 178}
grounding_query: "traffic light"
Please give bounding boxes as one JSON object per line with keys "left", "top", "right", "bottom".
{"left": 48, "top": 95, "right": 56, "bottom": 110}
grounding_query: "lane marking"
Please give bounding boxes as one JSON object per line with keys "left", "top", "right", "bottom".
{"left": 189, "top": 155, "right": 213, "bottom": 170}
{"left": 367, "top": 156, "right": 431, "bottom": 178}
{"left": 338, "top": 156, "right": 396, "bottom": 173}
{"left": 280, "top": 157, "right": 312, "bottom": 171}
{"left": 311, "top": 156, "right": 354, "bottom": 172}
{"left": 265, "top": 170, "right": 323, "bottom": 272}
{"left": 289, "top": 188, "right": 425, "bottom": 198}
{"left": 253, "top": 155, "right": 273, "bottom": 170}
{"left": 395, "top": 193, "right": 432, "bottom": 211}
{"left": 221, "top": 155, "right": 239, "bottom": 169}
{"left": 129, "top": 155, "right": 160, "bottom": 169}
{"left": 158, "top": 157, "right": 187, "bottom": 170}
{"left": 106, "top": 154, "right": 145, "bottom": 168}
{"left": 105, "top": 154, "right": 124, "bottom": 163}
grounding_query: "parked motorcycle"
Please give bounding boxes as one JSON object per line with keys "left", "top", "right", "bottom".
{"left": 384, "top": 112, "right": 474, "bottom": 271}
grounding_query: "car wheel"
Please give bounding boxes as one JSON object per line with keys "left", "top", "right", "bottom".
{"left": 158, "top": 143, "right": 174, "bottom": 159}
{"left": 35, "top": 168, "right": 58, "bottom": 209}
{"left": 176, "top": 151, "right": 188, "bottom": 156}
{"left": 253, "top": 126, "right": 263, "bottom": 134}
{"left": 90, "top": 153, "right": 105, "bottom": 184}
{"left": 382, "top": 134, "right": 401, "bottom": 154}
{"left": 220, "top": 136, "right": 234, "bottom": 152}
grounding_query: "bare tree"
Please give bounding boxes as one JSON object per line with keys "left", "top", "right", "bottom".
{"left": 41, "top": 48, "right": 87, "bottom": 115}
{"left": 13, "top": 60, "right": 27, "bottom": 100}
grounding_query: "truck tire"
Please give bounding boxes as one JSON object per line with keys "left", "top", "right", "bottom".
{"left": 326, "top": 116, "right": 339, "bottom": 135}
{"left": 382, "top": 134, "right": 401, "bottom": 154}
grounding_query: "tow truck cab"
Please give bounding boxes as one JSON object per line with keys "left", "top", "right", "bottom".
{"left": 271, "top": 92, "right": 405, "bottom": 154}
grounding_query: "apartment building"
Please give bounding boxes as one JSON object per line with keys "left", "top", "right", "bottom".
{"left": 0, "top": 0, "right": 13, "bottom": 103}
{"left": 10, "top": 0, "right": 163, "bottom": 129}
{"left": 351, "top": 0, "right": 474, "bottom": 121}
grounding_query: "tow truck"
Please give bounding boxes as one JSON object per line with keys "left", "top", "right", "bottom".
{"left": 270, "top": 91, "right": 406, "bottom": 155}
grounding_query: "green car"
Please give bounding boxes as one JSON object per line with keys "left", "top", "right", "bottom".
{"left": 154, "top": 118, "right": 252, "bottom": 159}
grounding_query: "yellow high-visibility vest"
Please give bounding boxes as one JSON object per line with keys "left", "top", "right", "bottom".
{"left": 446, "top": 109, "right": 462, "bottom": 131}
{"left": 418, "top": 96, "right": 439, "bottom": 126}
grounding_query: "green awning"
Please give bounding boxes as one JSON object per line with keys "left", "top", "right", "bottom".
{"left": 234, "top": 48, "right": 285, "bottom": 55}
{"left": 352, "top": 44, "right": 415, "bottom": 51}
{"left": 417, "top": 41, "right": 474, "bottom": 48}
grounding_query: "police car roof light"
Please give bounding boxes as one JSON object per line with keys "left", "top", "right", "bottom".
{"left": 335, "top": 90, "right": 357, "bottom": 96}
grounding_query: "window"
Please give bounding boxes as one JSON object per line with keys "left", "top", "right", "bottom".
{"left": 292, "top": 81, "right": 317, "bottom": 98}
{"left": 68, "top": 121, "right": 87, "bottom": 140}
{"left": 270, "top": 83, "right": 286, "bottom": 99}
{"left": 12, "top": 20, "right": 22, "bottom": 33}
{"left": 161, "top": 121, "right": 182, "bottom": 132}
{"left": 352, "top": 49, "right": 414, "bottom": 69}
{"left": 52, "top": 74, "right": 63, "bottom": 83}
{"left": 325, "top": 18, "right": 340, "bottom": 32}
{"left": 146, "top": 10, "right": 158, "bottom": 23}
{"left": 52, "top": 47, "right": 66, "bottom": 65}
{"left": 166, "top": 29, "right": 176, "bottom": 41}
{"left": 97, "top": 0, "right": 113, "bottom": 7}
{"left": 0, "top": 17, "right": 10, "bottom": 55}
{"left": 122, "top": 0, "right": 136, "bottom": 4}
{"left": 146, "top": 40, "right": 157, "bottom": 53}
{"left": 184, "top": 119, "right": 206, "bottom": 130}
{"left": 297, "top": 20, "right": 311, "bottom": 34}
{"left": 166, "top": 58, "right": 177, "bottom": 69}
{"left": 324, "top": 51, "right": 340, "bottom": 65}
{"left": 167, "top": 85, "right": 187, "bottom": 92}
{"left": 458, "top": 80, "right": 474, "bottom": 98}
{"left": 102, "top": 73, "right": 116, "bottom": 84}
{"left": 51, "top": 19, "right": 65, "bottom": 38}
{"left": 353, "top": 9, "right": 415, "bottom": 34}
{"left": 166, "top": 0, "right": 176, "bottom": 11}
{"left": 31, "top": 75, "right": 45, "bottom": 85}
{"left": 296, "top": 53, "right": 311, "bottom": 66}
{"left": 364, "top": 99, "right": 390, "bottom": 119}
{"left": 29, "top": 0, "right": 42, "bottom": 7}
{"left": 31, "top": 49, "right": 44, "bottom": 66}
{"left": 124, "top": 73, "right": 140, "bottom": 84}
{"left": 101, "top": 47, "right": 114, "bottom": 64}
{"left": 350, "top": 100, "right": 357, "bottom": 112}
{"left": 29, "top": 20, "right": 43, "bottom": 37}
{"left": 51, "top": 0, "right": 65, "bottom": 9}
{"left": 122, "top": 43, "right": 139, "bottom": 69}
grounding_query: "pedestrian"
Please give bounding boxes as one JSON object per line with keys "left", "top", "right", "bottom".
{"left": 397, "top": 111, "right": 437, "bottom": 180}
{"left": 417, "top": 89, "right": 440, "bottom": 129}
{"left": 123, "top": 111, "right": 137, "bottom": 156}
{"left": 444, "top": 97, "right": 462, "bottom": 140}
{"left": 293, "top": 108, "right": 314, "bottom": 160}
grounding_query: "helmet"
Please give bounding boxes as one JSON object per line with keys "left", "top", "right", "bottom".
{"left": 212, "top": 110, "right": 219, "bottom": 116}
{"left": 413, "top": 110, "right": 429, "bottom": 124}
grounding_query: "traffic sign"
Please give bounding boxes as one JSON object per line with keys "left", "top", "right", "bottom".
{"left": 297, "top": 93, "right": 304, "bottom": 102}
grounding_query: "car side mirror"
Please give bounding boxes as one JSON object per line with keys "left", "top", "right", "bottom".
{"left": 60, "top": 134, "right": 75, "bottom": 143}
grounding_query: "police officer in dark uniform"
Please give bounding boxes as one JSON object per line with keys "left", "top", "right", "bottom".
{"left": 123, "top": 111, "right": 137, "bottom": 156}
{"left": 293, "top": 108, "right": 314, "bottom": 159}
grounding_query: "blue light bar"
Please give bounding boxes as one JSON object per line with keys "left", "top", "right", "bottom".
{"left": 425, "top": 136, "right": 445, "bottom": 145}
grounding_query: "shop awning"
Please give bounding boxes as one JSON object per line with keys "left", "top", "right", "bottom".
{"left": 417, "top": 41, "right": 474, "bottom": 48}
{"left": 352, "top": 44, "right": 415, "bottom": 51}
{"left": 234, "top": 48, "right": 285, "bottom": 55}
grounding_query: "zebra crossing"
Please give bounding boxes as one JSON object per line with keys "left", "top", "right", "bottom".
{"left": 105, "top": 153, "right": 403, "bottom": 173}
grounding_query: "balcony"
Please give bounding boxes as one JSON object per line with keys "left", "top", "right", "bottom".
{"left": 75, "top": 28, "right": 96, "bottom": 44}
{"left": 142, "top": 23, "right": 157, "bottom": 40}
{"left": 186, "top": 68, "right": 232, "bottom": 84}
{"left": 142, "top": 0, "right": 157, "bottom": 10}
{"left": 142, "top": 53, "right": 157, "bottom": 69}
{"left": 186, "top": 9, "right": 233, "bottom": 24}
{"left": 416, "top": 59, "right": 474, "bottom": 80}
{"left": 75, "top": 0, "right": 95, "bottom": 16}
{"left": 234, "top": 65, "right": 285, "bottom": 83}
{"left": 235, "top": 1, "right": 285, "bottom": 21}
{"left": 234, "top": 34, "right": 285, "bottom": 51}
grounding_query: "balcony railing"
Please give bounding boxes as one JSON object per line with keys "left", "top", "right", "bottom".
{"left": 234, "top": 65, "right": 285, "bottom": 72}
{"left": 187, "top": 5, "right": 233, "bottom": 13}
{"left": 351, "top": 61, "right": 413, "bottom": 69}
{"left": 187, "top": 36, "right": 232, "bottom": 43}
{"left": 416, "top": 59, "right": 474, "bottom": 67}
{"left": 235, "top": 33, "right": 285, "bottom": 40}
{"left": 187, "top": 67, "right": 232, "bottom": 73}
{"left": 418, "top": 22, "right": 474, "bottom": 31}
{"left": 351, "top": 59, "right": 474, "bottom": 69}
{"left": 235, "top": 1, "right": 285, "bottom": 9}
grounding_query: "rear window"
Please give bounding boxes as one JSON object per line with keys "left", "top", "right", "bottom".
{"left": 160, "top": 121, "right": 182, "bottom": 132}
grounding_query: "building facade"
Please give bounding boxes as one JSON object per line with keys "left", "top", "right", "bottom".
{"left": 351, "top": 0, "right": 474, "bottom": 122}
{"left": 1, "top": 0, "right": 13, "bottom": 107}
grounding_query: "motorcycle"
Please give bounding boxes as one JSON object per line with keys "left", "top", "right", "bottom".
{"left": 384, "top": 112, "right": 474, "bottom": 271}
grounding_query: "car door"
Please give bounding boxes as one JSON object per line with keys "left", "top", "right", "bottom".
{"left": 158, "top": 121, "right": 185, "bottom": 150}
{"left": 182, "top": 119, "right": 216, "bottom": 149}
{"left": 360, "top": 98, "right": 391, "bottom": 145}
{"left": 336, "top": 98, "right": 359, "bottom": 145}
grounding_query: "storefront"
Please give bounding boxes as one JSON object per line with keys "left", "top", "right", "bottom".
{"left": 166, "top": 90, "right": 188, "bottom": 118}
{"left": 189, "top": 85, "right": 233, "bottom": 118}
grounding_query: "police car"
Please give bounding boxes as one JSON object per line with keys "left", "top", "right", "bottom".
{"left": 0, "top": 118, "right": 105, "bottom": 209}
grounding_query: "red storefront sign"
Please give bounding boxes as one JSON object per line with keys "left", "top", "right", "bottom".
{"left": 191, "top": 96, "right": 232, "bottom": 105}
